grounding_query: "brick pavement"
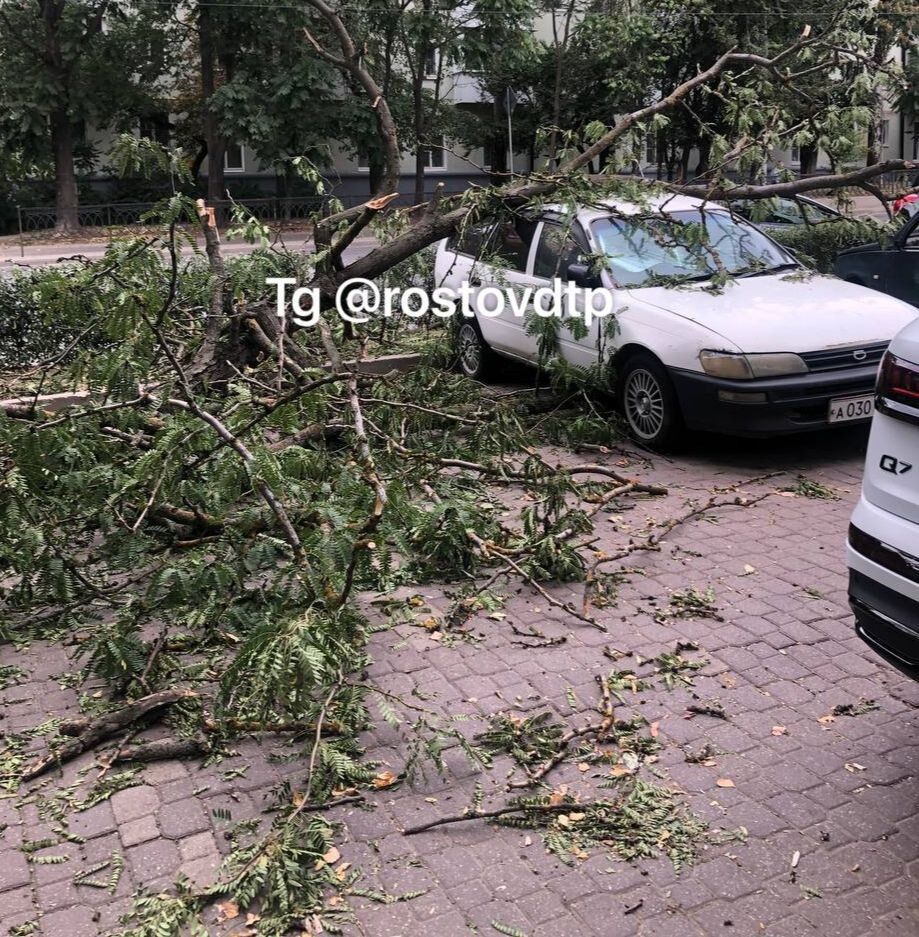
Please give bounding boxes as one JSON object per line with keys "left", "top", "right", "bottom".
{"left": 1, "top": 426, "right": 918, "bottom": 936}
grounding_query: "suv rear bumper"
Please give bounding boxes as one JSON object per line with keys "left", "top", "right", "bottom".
{"left": 669, "top": 364, "right": 879, "bottom": 436}
{"left": 848, "top": 508, "right": 919, "bottom": 681}
{"left": 849, "top": 569, "right": 919, "bottom": 680}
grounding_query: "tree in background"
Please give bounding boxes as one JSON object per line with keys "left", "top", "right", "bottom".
{"left": 0, "top": 0, "right": 176, "bottom": 231}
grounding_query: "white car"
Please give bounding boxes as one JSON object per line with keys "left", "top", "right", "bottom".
{"left": 435, "top": 195, "right": 918, "bottom": 447}
{"left": 848, "top": 318, "right": 919, "bottom": 680}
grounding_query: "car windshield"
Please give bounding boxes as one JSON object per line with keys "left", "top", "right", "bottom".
{"left": 590, "top": 209, "right": 797, "bottom": 288}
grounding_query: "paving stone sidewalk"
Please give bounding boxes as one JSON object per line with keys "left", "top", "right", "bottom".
{"left": 1, "top": 426, "right": 917, "bottom": 936}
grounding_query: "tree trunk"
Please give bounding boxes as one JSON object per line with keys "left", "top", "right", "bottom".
{"left": 411, "top": 62, "right": 426, "bottom": 203}
{"left": 866, "top": 121, "right": 879, "bottom": 167}
{"left": 199, "top": 3, "right": 226, "bottom": 205}
{"left": 191, "top": 141, "right": 208, "bottom": 188}
{"left": 50, "top": 106, "right": 80, "bottom": 232}
{"left": 694, "top": 138, "right": 711, "bottom": 181}
{"left": 800, "top": 143, "right": 818, "bottom": 176}
{"left": 679, "top": 142, "right": 691, "bottom": 183}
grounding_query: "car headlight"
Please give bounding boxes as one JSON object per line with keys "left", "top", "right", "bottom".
{"left": 699, "top": 350, "right": 808, "bottom": 380}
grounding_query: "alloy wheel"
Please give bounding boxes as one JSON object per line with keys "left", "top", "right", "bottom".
{"left": 624, "top": 367, "right": 666, "bottom": 440}
{"left": 458, "top": 323, "right": 481, "bottom": 376}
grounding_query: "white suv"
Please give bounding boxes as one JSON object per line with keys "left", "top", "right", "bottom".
{"left": 848, "top": 317, "right": 919, "bottom": 680}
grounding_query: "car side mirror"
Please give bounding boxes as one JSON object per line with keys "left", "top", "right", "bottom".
{"left": 567, "top": 263, "right": 601, "bottom": 288}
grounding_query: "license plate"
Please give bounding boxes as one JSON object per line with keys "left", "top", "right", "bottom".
{"left": 828, "top": 393, "right": 874, "bottom": 424}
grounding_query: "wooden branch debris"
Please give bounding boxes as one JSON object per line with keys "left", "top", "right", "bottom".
{"left": 22, "top": 688, "right": 198, "bottom": 782}
{"left": 403, "top": 800, "right": 573, "bottom": 836}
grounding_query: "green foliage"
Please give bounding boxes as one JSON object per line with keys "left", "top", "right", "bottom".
{"left": 783, "top": 476, "right": 840, "bottom": 500}
{"left": 496, "top": 780, "right": 706, "bottom": 869}
{"left": 770, "top": 217, "right": 895, "bottom": 272}
{"left": 122, "top": 810, "right": 346, "bottom": 937}
{"left": 0, "top": 267, "right": 106, "bottom": 369}
{"left": 478, "top": 712, "right": 566, "bottom": 766}
{"left": 652, "top": 649, "right": 709, "bottom": 689}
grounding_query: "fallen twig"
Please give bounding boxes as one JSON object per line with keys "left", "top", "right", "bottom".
{"left": 22, "top": 688, "right": 198, "bottom": 782}
{"left": 403, "top": 800, "right": 572, "bottom": 835}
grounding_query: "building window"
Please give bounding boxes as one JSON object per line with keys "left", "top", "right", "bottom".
{"left": 139, "top": 114, "right": 170, "bottom": 147}
{"left": 791, "top": 145, "right": 800, "bottom": 163}
{"left": 879, "top": 119, "right": 889, "bottom": 147}
{"left": 357, "top": 148, "right": 371, "bottom": 172}
{"left": 224, "top": 143, "right": 245, "bottom": 172}
{"left": 645, "top": 133, "right": 656, "bottom": 164}
{"left": 424, "top": 48, "right": 439, "bottom": 79}
{"left": 421, "top": 140, "right": 446, "bottom": 170}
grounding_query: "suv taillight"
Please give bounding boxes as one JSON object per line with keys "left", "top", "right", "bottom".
{"left": 877, "top": 351, "right": 919, "bottom": 414}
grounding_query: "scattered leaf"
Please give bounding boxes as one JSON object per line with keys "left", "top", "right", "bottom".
{"left": 716, "top": 778, "right": 735, "bottom": 789}
{"left": 215, "top": 900, "right": 239, "bottom": 923}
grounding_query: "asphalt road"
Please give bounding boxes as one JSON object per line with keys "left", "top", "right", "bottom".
{"left": 0, "top": 232, "right": 378, "bottom": 270}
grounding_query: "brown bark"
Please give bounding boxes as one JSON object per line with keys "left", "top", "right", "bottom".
{"left": 22, "top": 688, "right": 198, "bottom": 782}
{"left": 199, "top": 2, "right": 226, "bottom": 204}
{"left": 38, "top": 1, "right": 111, "bottom": 232}
{"left": 50, "top": 106, "right": 79, "bottom": 232}
{"left": 113, "top": 738, "right": 208, "bottom": 763}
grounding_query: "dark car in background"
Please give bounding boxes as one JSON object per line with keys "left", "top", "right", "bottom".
{"left": 728, "top": 195, "right": 843, "bottom": 229}
{"left": 834, "top": 211, "right": 919, "bottom": 307}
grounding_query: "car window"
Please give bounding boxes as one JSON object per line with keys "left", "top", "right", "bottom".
{"left": 730, "top": 199, "right": 796, "bottom": 225}
{"left": 800, "top": 200, "right": 836, "bottom": 222}
{"left": 731, "top": 198, "right": 834, "bottom": 226}
{"left": 533, "top": 223, "right": 583, "bottom": 280}
{"left": 591, "top": 209, "right": 795, "bottom": 288}
{"left": 447, "top": 223, "right": 490, "bottom": 257}
{"left": 491, "top": 217, "right": 540, "bottom": 272}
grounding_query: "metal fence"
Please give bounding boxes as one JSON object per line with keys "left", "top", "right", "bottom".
{"left": 14, "top": 169, "right": 917, "bottom": 244}
{"left": 16, "top": 194, "right": 372, "bottom": 236}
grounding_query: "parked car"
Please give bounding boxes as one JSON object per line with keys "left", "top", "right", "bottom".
{"left": 848, "top": 318, "right": 919, "bottom": 680}
{"left": 833, "top": 209, "right": 919, "bottom": 306}
{"left": 436, "top": 195, "right": 918, "bottom": 447}
{"left": 727, "top": 195, "right": 843, "bottom": 229}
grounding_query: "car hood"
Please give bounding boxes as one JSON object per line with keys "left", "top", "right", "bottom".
{"left": 629, "top": 273, "right": 918, "bottom": 353}
{"left": 889, "top": 315, "right": 919, "bottom": 364}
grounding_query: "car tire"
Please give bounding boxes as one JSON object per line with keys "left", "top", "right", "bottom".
{"left": 456, "top": 319, "right": 497, "bottom": 381}
{"left": 617, "top": 353, "right": 685, "bottom": 449}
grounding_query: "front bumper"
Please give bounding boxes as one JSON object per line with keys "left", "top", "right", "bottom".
{"left": 668, "top": 364, "right": 880, "bottom": 436}
{"left": 848, "top": 518, "right": 919, "bottom": 681}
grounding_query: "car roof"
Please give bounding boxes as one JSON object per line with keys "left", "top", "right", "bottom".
{"left": 542, "top": 194, "right": 718, "bottom": 223}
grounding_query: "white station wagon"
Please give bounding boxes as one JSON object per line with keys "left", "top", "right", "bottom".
{"left": 435, "top": 195, "right": 918, "bottom": 447}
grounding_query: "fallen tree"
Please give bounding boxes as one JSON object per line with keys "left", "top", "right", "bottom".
{"left": 0, "top": 5, "right": 913, "bottom": 934}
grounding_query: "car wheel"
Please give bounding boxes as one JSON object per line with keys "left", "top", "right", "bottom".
{"left": 456, "top": 320, "right": 496, "bottom": 381}
{"left": 618, "top": 353, "right": 684, "bottom": 449}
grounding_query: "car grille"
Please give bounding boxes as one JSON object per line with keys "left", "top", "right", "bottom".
{"left": 800, "top": 342, "right": 888, "bottom": 373}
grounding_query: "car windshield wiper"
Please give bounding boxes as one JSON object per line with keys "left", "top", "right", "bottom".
{"left": 640, "top": 270, "right": 715, "bottom": 286}
{"left": 733, "top": 262, "right": 799, "bottom": 278}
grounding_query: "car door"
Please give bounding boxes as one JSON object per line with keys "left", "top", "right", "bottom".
{"left": 529, "top": 220, "right": 617, "bottom": 369}
{"left": 884, "top": 213, "right": 919, "bottom": 305}
{"left": 471, "top": 216, "right": 543, "bottom": 359}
